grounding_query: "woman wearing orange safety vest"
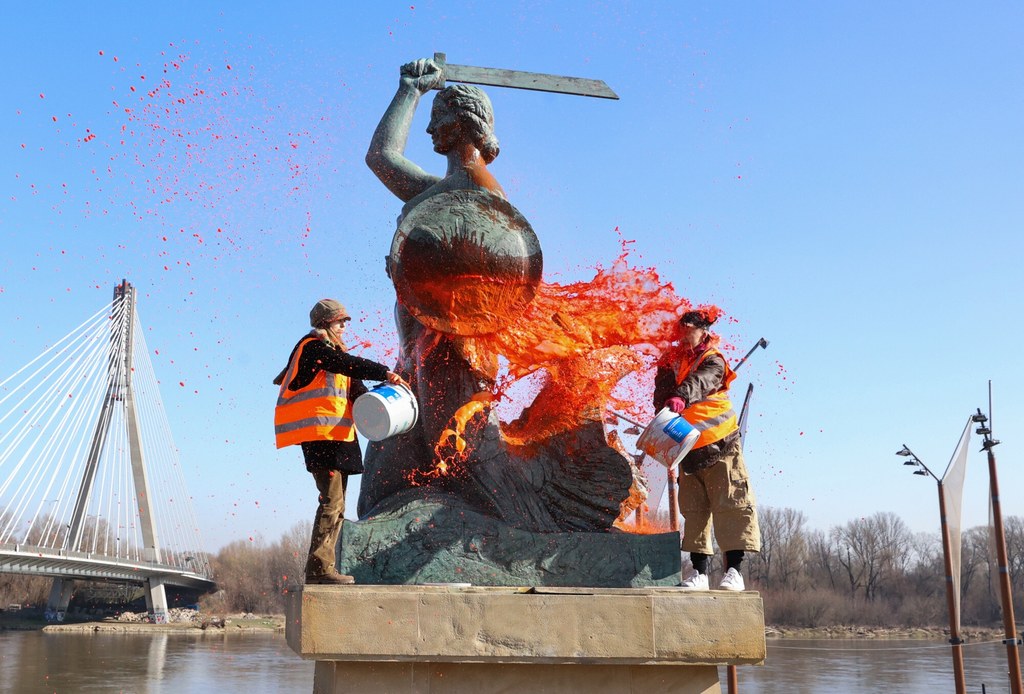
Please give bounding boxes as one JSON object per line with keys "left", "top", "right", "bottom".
{"left": 274, "top": 298, "right": 407, "bottom": 585}
{"left": 653, "top": 309, "right": 761, "bottom": 593}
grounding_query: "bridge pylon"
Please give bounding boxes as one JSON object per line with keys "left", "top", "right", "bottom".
{"left": 45, "top": 280, "right": 168, "bottom": 623}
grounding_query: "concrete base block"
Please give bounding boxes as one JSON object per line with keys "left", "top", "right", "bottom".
{"left": 287, "top": 585, "right": 765, "bottom": 694}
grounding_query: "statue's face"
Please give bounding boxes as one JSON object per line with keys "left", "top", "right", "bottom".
{"left": 426, "top": 98, "right": 461, "bottom": 154}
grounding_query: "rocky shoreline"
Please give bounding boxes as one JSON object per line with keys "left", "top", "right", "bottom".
{"left": 2, "top": 609, "right": 284, "bottom": 634}
{"left": 766, "top": 624, "right": 1009, "bottom": 640}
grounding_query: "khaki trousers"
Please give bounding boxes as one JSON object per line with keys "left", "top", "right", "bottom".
{"left": 678, "top": 443, "right": 761, "bottom": 555}
{"left": 305, "top": 468, "right": 348, "bottom": 578}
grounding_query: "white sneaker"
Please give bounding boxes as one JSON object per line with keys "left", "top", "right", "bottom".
{"left": 718, "top": 568, "right": 745, "bottom": 591}
{"left": 679, "top": 569, "right": 709, "bottom": 591}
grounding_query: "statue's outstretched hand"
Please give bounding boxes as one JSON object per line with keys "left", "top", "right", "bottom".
{"left": 400, "top": 58, "right": 443, "bottom": 94}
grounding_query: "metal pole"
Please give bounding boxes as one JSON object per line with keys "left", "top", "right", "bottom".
{"left": 936, "top": 482, "right": 967, "bottom": 694}
{"left": 732, "top": 337, "right": 768, "bottom": 373}
{"left": 606, "top": 409, "right": 644, "bottom": 429}
{"left": 897, "top": 442, "right": 968, "bottom": 694}
{"left": 666, "top": 467, "right": 679, "bottom": 532}
{"left": 985, "top": 445, "right": 1023, "bottom": 694}
{"left": 727, "top": 664, "right": 738, "bottom": 693}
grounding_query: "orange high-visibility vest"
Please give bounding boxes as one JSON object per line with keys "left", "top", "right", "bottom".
{"left": 674, "top": 347, "right": 739, "bottom": 450}
{"left": 274, "top": 337, "right": 356, "bottom": 448}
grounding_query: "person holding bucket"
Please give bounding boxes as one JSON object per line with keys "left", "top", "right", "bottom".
{"left": 653, "top": 309, "right": 761, "bottom": 591}
{"left": 274, "top": 298, "right": 408, "bottom": 585}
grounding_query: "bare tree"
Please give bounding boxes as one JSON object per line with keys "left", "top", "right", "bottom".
{"left": 0, "top": 573, "right": 50, "bottom": 608}
{"left": 750, "top": 506, "right": 808, "bottom": 590}
{"left": 999, "top": 515, "right": 1024, "bottom": 618}
{"left": 960, "top": 525, "right": 990, "bottom": 601}
{"left": 209, "top": 537, "right": 273, "bottom": 613}
{"left": 902, "top": 531, "right": 942, "bottom": 598}
{"left": 806, "top": 528, "right": 838, "bottom": 591}
{"left": 266, "top": 520, "right": 311, "bottom": 597}
{"left": 832, "top": 512, "right": 912, "bottom": 601}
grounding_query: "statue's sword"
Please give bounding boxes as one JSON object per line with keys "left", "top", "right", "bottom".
{"left": 433, "top": 52, "right": 619, "bottom": 100}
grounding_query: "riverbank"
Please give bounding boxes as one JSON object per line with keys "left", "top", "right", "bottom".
{"left": 4, "top": 607, "right": 1011, "bottom": 642}
{"left": 1, "top": 609, "right": 284, "bottom": 634}
{"left": 766, "top": 624, "right": 1009, "bottom": 641}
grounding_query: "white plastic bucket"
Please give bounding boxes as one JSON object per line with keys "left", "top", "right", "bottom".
{"left": 635, "top": 407, "right": 701, "bottom": 470}
{"left": 353, "top": 383, "right": 419, "bottom": 441}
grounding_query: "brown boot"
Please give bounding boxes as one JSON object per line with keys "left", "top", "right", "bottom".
{"left": 305, "top": 570, "right": 355, "bottom": 585}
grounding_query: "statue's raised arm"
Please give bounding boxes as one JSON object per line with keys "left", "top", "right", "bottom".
{"left": 366, "top": 57, "right": 505, "bottom": 205}
{"left": 365, "top": 59, "right": 444, "bottom": 202}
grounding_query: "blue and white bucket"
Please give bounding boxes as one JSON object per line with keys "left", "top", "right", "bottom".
{"left": 635, "top": 407, "right": 701, "bottom": 470}
{"left": 353, "top": 383, "right": 419, "bottom": 442}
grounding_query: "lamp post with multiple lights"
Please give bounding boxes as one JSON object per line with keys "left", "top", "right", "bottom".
{"left": 897, "top": 443, "right": 967, "bottom": 694}
{"left": 971, "top": 408, "right": 1024, "bottom": 694}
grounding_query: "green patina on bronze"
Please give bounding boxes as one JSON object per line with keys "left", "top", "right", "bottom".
{"left": 339, "top": 500, "right": 680, "bottom": 588}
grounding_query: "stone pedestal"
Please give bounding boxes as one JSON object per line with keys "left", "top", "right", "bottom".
{"left": 286, "top": 585, "right": 765, "bottom": 694}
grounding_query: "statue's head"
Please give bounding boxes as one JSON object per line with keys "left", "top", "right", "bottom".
{"left": 428, "top": 84, "right": 500, "bottom": 163}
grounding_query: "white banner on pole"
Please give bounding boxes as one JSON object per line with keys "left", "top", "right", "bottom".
{"left": 940, "top": 417, "right": 972, "bottom": 632}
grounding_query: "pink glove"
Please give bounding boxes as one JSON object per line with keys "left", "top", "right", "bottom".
{"left": 665, "top": 397, "right": 687, "bottom": 414}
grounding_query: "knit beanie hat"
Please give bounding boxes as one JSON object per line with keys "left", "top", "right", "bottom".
{"left": 309, "top": 299, "right": 350, "bottom": 327}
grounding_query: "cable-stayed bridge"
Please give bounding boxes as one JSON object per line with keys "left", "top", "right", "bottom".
{"left": 0, "top": 281, "right": 215, "bottom": 622}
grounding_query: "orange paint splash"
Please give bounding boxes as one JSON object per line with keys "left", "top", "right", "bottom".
{"left": 420, "top": 242, "right": 727, "bottom": 502}
{"left": 432, "top": 394, "right": 491, "bottom": 469}
{"left": 614, "top": 516, "right": 675, "bottom": 535}
{"left": 474, "top": 244, "right": 712, "bottom": 429}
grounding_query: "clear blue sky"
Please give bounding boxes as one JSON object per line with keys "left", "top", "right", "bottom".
{"left": 2, "top": 2, "right": 1022, "bottom": 550}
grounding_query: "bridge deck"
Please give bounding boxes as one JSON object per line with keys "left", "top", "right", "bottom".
{"left": 0, "top": 544, "right": 215, "bottom": 591}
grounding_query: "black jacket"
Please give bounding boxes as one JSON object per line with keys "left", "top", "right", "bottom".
{"left": 275, "top": 334, "right": 391, "bottom": 473}
{"left": 275, "top": 335, "right": 390, "bottom": 390}
{"left": 653, "top": 349, "right": 739, "bottom": 473}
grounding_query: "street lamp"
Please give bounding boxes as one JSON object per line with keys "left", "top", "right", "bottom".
{"left": 897, "top": 444, "right": 965, "bottom": 694}
{"left": 895, "top": 445, "right": 938, "bottom": 479}
{"left": 972, "top": 406, "right": 1023, "bottom": 694}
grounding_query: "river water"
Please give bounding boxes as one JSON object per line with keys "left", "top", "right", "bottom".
{"left": 744, "top": 638, "right": 1023, "bottom": 693}
{"left": 0, "top": 631, "right": 312, "bottom": 693}
{"left": 1, "top": 631, "right": 1022, "bottom": 693}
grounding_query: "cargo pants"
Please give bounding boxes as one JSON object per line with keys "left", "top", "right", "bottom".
{"left": 678, "top": 440, "right": 761, "bottom": 555}
{"left": 304, "top": 467, "right": 348, "bottom": 578}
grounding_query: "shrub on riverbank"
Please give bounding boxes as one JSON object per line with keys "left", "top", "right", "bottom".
{"left": 0, "top": 574, "right": 49, "bottom": 610}
{"left": 748, "top": 507, "right": 1024, "bottom": 629}
{"left": 200, "top": 520, "right": 309, "bottom": 614}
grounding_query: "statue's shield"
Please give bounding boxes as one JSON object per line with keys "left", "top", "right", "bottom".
{"left": 389, "top": 189, "right": 543, "bottom": 336}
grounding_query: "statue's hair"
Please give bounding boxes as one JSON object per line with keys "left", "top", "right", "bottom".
{"left": 435, "top": 84, "right": 500, "bottom": 163}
